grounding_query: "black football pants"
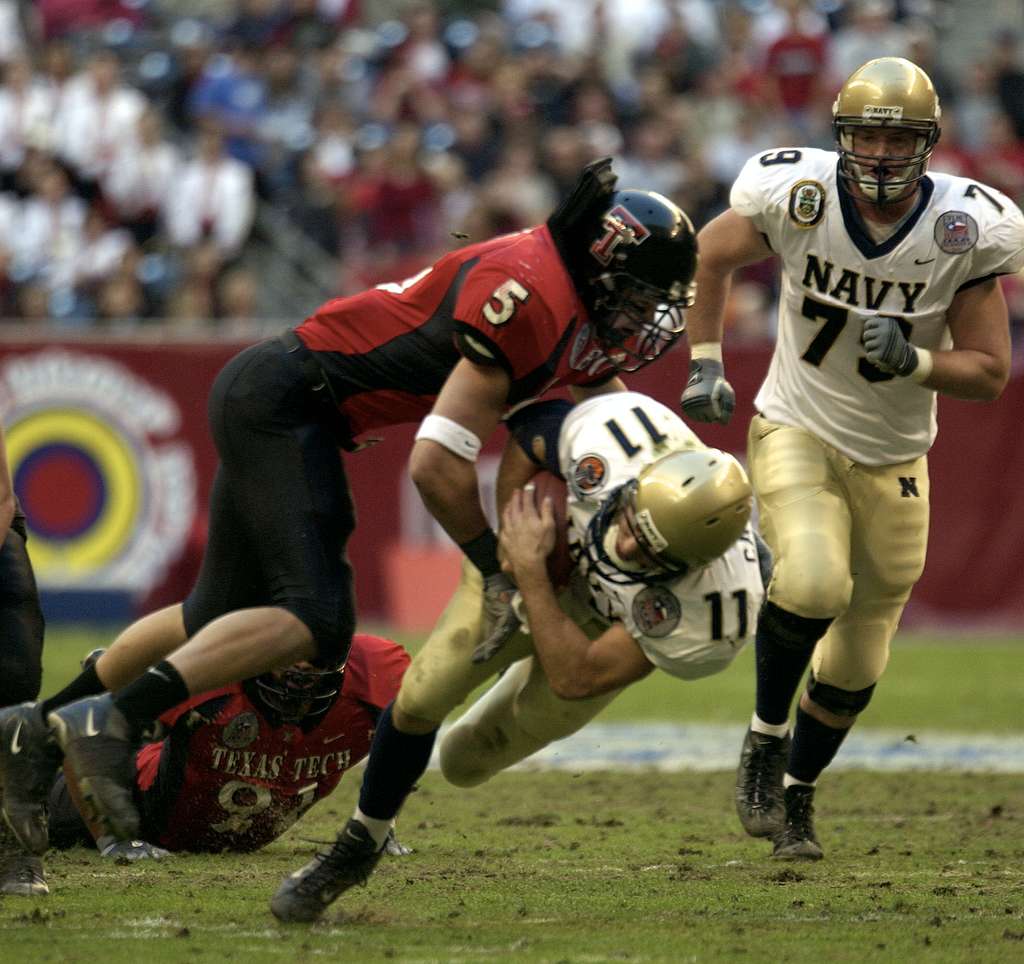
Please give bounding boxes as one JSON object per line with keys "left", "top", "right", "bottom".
{"left": 182, "top": 338, "right": 357, "bottom": 667}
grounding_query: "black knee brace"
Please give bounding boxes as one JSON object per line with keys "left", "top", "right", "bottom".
{"left": 758, "top": 601, "right": 832, "bottom": 653}
{"left": 806, "top": 673, "right": 876, "bottom": 718}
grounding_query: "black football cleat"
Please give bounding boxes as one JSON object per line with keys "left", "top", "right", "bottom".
{"left": 772, "top": 784, "right": 824, "bottom": 861}
{"left": 0, "top": 851, "right": 48, "bottom": 896}
{"left": 735, "top": 726, "right": 790, "bottom": 838}
{"left": 270, "top": 818, "right": 384, "bottom": 923}
{"left": 47, "top": 695, "right": 141, "bottom": 843}
{"left": 0, "top": 702, "right": 62, "bottom": 855}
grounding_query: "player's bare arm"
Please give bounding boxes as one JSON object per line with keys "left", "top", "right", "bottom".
{"left": 409, "top": 358, "right": 511, "bottom": 545}
{"left": 931, "top": 278, "right": 1011, "bottom": 400}
{"left": 681, "top": 210, "right": 774, "bottom": 424}
{"left": 500, "top": 489, "right": 653, "bottom": 699}
{"left": 686, "top": 209, "right": 775, "bottom": 346}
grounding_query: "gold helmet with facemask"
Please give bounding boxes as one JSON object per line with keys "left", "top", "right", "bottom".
{"left": 580, "top": 447, "right": 753, "bottom": 585}
{"left": 832, "top": 57, "right": 941, "bottom": 204}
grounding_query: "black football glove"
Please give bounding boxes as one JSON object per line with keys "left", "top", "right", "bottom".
{"left": 472, "top": 572, "right": 521, "bottom": 664}
{"left": 680, "top": 358, "right": 736, "bottom": 424}
{"left": 862, "top": 315, "right": 919, "bottom": 376}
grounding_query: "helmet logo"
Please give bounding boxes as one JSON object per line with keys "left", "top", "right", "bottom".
{"left": 634, "top": 508, "right": 669, "bottom": 554}
{"left": 222, "top": 711, "right": 260, "bottom": 749}
{"left": 862, "top": 104, "right": 903, "bottom": 121}
{"left": 788, "top": 180, "right": 826, "bottom": 228}
{"left": 590, "top": 205, "right": 651, "bottom": 266}
{"left": 934, "top": 211, "right": 978, "bottom": 254}
{"left": 571, "top": 454, "right": 608, "bottom": 496}
{"left": 631, "top": 585, "right": 681, "bottom": 637}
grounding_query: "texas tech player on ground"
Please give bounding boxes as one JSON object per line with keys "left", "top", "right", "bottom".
{"left": 0, "top": 159, "right": 700, "bottom": 882}
{"left": 438, "top": 391, "right": 766, "bottom": 788}
{"left": 270, "top": 391, "right": 764, "bottom": 922}
{"left": 680, "top": 57, "right": 1024, "bottom": 860}
{"left": 48, "top": 634, "right": 409, "bottom": 856}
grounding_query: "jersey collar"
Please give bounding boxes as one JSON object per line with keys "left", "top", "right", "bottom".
{"left": 837, "top": 162, "right": 934, "bottom": 260}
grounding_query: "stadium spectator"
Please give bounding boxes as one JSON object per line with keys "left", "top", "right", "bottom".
{"left": 681, "top": 57, "right": 1024, "bottom": 862}
{"left": 762, "top": 0, "right": 830, "bottom": 137}
{"left": 14, "top": 158, "right": 86, "bottom": 287}
{"left": 827, "top": 0, "right": 909, "bottom": 88}
{"left": 0, "top": 56, "right": 58, "bottom": 193}
{"left": 103, "top": 107, "right": 181, "bottom": 246}
{"left": 163, "top": 121, "right": 255, "bottom": 260}
{"left": 47, "top": 634, "right": 410, "bottom": 858}
{"left": 54, "top": 49, "right": 146, "bottom": 199}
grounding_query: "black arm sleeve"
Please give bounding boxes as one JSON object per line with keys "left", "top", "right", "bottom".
{"left": 505, "top": 399, "right": 574, "bottom": 476}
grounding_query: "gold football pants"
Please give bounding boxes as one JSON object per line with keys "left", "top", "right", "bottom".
{"left": 748, "top": 414, "right": 929, "bottom": 690}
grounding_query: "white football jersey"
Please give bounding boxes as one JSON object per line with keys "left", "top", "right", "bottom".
{"left": 556, "top": 392, "right": 764, "bottom": 680}
{"left": 731, "top": 148, "right": 1024, "bottom": 464}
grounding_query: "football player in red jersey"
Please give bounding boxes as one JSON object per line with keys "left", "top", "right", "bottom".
{"left": 47, "top": 634, "right": 410, "bottom": 858}
{"left": 0, "top": 159, "right": 699, "bottom": 889}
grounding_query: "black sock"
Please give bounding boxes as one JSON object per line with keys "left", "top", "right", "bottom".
{"left": 111, "top": 661, "right": 189, "bottom": 736}
{"left": 754, "top": 603, "right": 832, "bottom": 726}
{"left": 787, "top": 705, "right": 852, "bottom": 784}
{"left": 358, "top": 702, "right": 437, "bottom": 821}
{"left": 40, "top": 665, "right": 105, "bottom": 718}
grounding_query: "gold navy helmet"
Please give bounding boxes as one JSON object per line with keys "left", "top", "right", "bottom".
{"left": 832, "top": 57, "right": 941, "bottom": 204}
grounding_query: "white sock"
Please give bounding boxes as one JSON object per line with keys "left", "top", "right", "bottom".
{"left": 353, "top": 807, "right": 392, "bottom": 849}
{"left": 751, "top": 713, "right": 789, "bottom": 738}
{"left": 783, "top": 774, "right": 815, "bottom": 789}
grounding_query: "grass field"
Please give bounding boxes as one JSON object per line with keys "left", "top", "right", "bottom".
{"left": 4, "top": 627, "right": 1020, "bottom": 963}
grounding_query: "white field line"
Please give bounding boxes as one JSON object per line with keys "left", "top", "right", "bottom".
{"left": 427, "top": 723, "right": 1024, "bottom": 773}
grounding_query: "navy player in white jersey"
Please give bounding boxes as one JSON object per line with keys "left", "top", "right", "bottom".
{"left": 680, "top": 57, "right": 1024, "bottom": 859}
{"left": 438, "top": 390, "right": 765, "bottom": 788}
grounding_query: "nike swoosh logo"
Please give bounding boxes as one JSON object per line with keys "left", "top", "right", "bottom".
{"left": 84, "top": 708, "right": 100, "bottom": 737}
{"left": 323, "top": 733, "right": 346, "bottom": 744}
{"left": 914, "top": 257, "right": 935, "bottom": 265}
{"left": 10, "top": 719, "right": 23, "bottom": 754}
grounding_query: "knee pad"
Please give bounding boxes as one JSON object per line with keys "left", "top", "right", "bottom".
{"left": 806, "top": 673, "right": 875, "bottom": 717}
{"left": 758, "top": 601, "right": 832, "bottom": 652}
{"left": 438, "top": 722, "right": 503, "bottom": 788}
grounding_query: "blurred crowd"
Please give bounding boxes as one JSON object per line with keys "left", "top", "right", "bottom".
{"left": 1, "top": 0, "right": 1024, "bottom": 341}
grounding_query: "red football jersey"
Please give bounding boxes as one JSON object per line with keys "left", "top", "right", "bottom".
{"left": 296, "top": 225, "right": 622, "bottom": 439}
{"left": 134, "top": 634, "right": 409, "bottom": 853}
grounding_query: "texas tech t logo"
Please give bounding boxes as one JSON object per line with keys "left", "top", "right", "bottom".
{"left": 590, "top": 205, "right": 651, "bottom": 265}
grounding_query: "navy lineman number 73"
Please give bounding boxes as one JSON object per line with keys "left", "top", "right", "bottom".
{"left": 800, "top": 294, "right": 914, "bottom": 383}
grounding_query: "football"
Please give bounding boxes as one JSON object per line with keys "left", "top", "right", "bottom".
{"left": 525, "top": 470, "right": 574, "bottom": 588}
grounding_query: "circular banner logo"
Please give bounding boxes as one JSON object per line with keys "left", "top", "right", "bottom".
{"left": 1, "top": 349, "right": 196, "bottom": 590}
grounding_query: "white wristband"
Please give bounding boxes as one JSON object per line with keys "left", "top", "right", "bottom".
{"left": 910, "top": 347, "right": 933, "bottom": 384}
{"left": 690, "top": 342, "right": 723, "bottom": 363}
{"left": 415, "top": 414, "right": 482, "bottom": 462}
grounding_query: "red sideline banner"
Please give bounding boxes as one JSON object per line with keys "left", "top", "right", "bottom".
{"left": 1, "top": 336, "right": 1021, "bottom": 630}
